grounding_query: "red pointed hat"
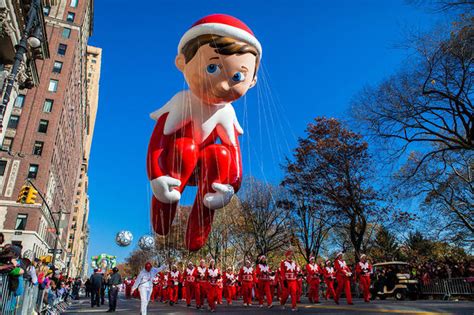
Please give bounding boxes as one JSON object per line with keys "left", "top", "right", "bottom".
{"left": 178, "top": 14, "right": 262, "bottom": 58}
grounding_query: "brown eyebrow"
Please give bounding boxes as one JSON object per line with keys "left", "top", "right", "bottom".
{"left": 241, "top": 66, "right": 249, "bottom": 71}
{"left": 209, "top": 57, "right": 220, "bottom": 60}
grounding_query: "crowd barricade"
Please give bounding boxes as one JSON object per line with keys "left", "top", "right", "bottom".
{"left": 0, "top": 273, "right": 70, "bottom": 315}
{"left": 420, "top": 277, "right": 474, "bottom": 299}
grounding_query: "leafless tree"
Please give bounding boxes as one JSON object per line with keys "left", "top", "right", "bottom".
{"left": 352, "top": 15, "right": 473, "bottom": 174}
{"left": 239, "top": 177, "right": 291, "bottom": 257}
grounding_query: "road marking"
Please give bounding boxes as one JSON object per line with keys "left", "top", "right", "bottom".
{"left": 302, "top": 304, "right": 453, "bottom": 315}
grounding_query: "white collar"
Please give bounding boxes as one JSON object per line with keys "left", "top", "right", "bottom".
{"left": 284, "top": 261, "right": 296, "bottom": 271}
{"left": 150, "top": 90, "right": 244, "bottom": 145}
{"left": 243, "top": 266, "right": 253, "bottom": 273}
{"left": 187, "top": 267, "right": 195, "bottom": 275}
{"left": 309, "top": 263, "right": 319, "bottom": 271}
{"left": 170, "top": 271, "right": 179, "bottom": 277}
{"left": 208, "top": 268, "right": 219, "bottom": 277}
{"left": 259, "top": 264, "right": 270, "bottom": 272}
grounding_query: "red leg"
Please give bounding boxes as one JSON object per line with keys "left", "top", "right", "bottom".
{"left": 185, "top": 144, "right": 231, "bottom": 251}
{"left": 151, "top": 137, "right": 199, "bottom": 235}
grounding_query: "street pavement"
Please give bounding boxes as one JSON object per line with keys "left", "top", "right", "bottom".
{"left": 63, "top": 294, "right": 474, "bottom": 314}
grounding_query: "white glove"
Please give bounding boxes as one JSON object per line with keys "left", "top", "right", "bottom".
{"left": 203, "top": 183, "right": 234, "bottom": 210}
{"left": 150, "top": 176, "right": 181, "bottom": 204}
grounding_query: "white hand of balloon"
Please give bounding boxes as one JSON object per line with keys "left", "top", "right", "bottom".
{"left": 203, "top": 183, "right": 234, "bottom": 210}
{"left": 151, "top": 176, "right": 182, "bottom": 203}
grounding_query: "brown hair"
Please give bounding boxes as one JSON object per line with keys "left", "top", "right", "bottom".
{"left": 181, "top": 34, "right": 260, "bottom": 68}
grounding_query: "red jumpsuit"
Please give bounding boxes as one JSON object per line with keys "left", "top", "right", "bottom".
{"left": 124, "top": 279, "right": 133, "bottom": 299}
{"left": 334, "top": 258, "right": 353, "bottom": 304}
{"left": 206, "top": 268, "right": 221, "bottom": 311}
{"left": 223, "top": 272, "right": 237, "bottom": 305}
{"left": 323, "top": 266, "right": 336, "bottom": 300}
{"left": 150, "top": 275, "right": 161, "bottom": 302}
{"left": 239, "top": 266, "right": 255, "bottom": 305}
{"left": 355, "top": 261, "right": 372, "bottom": 302}
{"left": 147, "top": 93, "right": 243, "bottom": 251}
{"left": 196, "top": 266, "right": 208, "bottom": 307}
{"left": 184, "top": 267, "right": 199, "bottom": 306}
{"left": 296, "top": 267, "right": 303, "bottom": 303}
{"left": 306, "top": 263, "right": 322, "bottom": 303}
{"left": 256, "top": 263, "right": 273, "bottom": 306}
{"left": 161, "top": 272, "right": 169, "bottom": 302}
{"left": 280, "top": 260, "right": 299, "bottom": 309}
{"left": 217, "top": 278, "right": 223, "bottom": 304}
{"left": 167, "top": 270, "right": 181, "bottom": 304}
{"left": 275, "top": 268, "right": 282, "bottom": 300}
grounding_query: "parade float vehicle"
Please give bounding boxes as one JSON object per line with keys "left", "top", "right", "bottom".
{"left": 370, "top": 261, "right": 419, "bottom": 301}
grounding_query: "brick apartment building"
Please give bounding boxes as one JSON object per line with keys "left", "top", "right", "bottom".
{"left": 0, "top": 0, "right": 100, "bottom": 276}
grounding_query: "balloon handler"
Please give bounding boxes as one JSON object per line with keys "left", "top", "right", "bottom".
{"left": 147, "top": 14, "right": 262, "bottom": 251}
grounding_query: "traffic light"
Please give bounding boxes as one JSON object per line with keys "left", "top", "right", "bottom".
{"left": 26, "top": 187, "right": 38, "bottom": 204}
{"left": 16, "top": 185, "right": 30, "bottom": 204}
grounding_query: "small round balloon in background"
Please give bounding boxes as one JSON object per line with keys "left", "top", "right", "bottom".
{"left": 138, "top": 235, "right": 155, "bottom": 251}
{"left": 115, "top": 230, "right": 133, "bottom": 247}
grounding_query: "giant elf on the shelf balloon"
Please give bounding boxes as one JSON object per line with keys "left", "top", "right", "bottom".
{"left": 147, "top": 14, "right": 261, "bottom": 251}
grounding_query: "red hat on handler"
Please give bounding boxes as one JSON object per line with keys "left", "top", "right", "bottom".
{"left": 178, "top": 14, "right": 263, "bottom": 58}
{"left": 145, "top": 262, "right": 152, "bottom": 272}
{"left": 285, "top": 249, "right": 293, "bottom": 257}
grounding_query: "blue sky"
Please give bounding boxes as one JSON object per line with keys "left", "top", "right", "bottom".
{"left": 86, "top": 0, "right": 442, "bottom": 262}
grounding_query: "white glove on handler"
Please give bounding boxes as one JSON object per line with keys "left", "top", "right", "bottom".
{"left": 151, "top": 176, "right": 182, "bottom": 204}
{"left": 203, "top": 183, "right": 234, "bottom": 210}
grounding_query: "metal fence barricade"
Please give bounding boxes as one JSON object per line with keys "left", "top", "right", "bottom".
{"left": 421, "top": 277, "right": 474, "bottom": 300}
{"left": 445, "top": 278, "right": 474, "bottom": 296}
{"left": 0, "top": 274, "right": 9, "bottom": 314}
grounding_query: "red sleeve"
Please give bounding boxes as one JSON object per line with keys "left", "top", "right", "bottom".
{"left": 238, "top": 269, "right": 243, "bottom": 281}
{"left": 355, "top": 263, "right": 361, "bottom": 275}
{"left": 147, "top": 114, "right": 170, "bottom": 180}
{"left": 222, "top": 129, "right": 243, "bottom": 191}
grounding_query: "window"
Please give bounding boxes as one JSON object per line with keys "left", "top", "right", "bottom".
{"left": 62, "top": 28, "right": 71, "bottom": 39}
{"left": 43, "top": 99, "right": 54, "bottom": 113}
{"left": 33, "top": 141, "right": 44, "bottom": 156}
{"left": 2, "top": 137, "right": 13, "bottom": 152}
{"left": 48, "top": 79, "right": 58, "bottom": 92}
{"left": 70, "top": 0, "right": 78, "bottom": 7}
{"left": 66, "top": 12, "right": 75, "bottom": 22}
{"left": 15, "top": 214, "right": 28, "bottom": 230}
{"left": 52, "top": 61, "right": 63, "bottom": 73}
{"left": 43, "top": 5, "right": 50, "bottom": 16}
{"left": 38, "top": 120, "right": 49, "bottom": 133}
{"left": 57, "top": 44, "right": 67, "bottom": 56}
{"left": 7, "top": 115, "right": 19, "bottom": 129}
{"left": 14, "top": 95, "right": 25, "bottom": 108}
{"left": 0, "top": 160, "right": 6, "bottom": 176}
{"left": 27, "top": 164, "right": 38, "bottom": 179}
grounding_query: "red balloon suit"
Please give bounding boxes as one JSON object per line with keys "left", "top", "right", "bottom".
{"left": 147, "top": 91, "right": 243, "bottom": 251}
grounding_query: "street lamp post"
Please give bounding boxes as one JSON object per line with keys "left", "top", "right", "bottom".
{"left": 0, "top": 0, "right": 42, "bottom": 130}
{"left": 27, "top": 179, "right": 62, "bottom": 266}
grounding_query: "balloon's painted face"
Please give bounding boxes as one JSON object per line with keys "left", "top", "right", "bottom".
{"left": 176, "top": 43, "right": 257, "bottom": 105}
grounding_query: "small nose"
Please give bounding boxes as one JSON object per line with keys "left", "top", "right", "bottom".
{"left": 217, "top": 81, "right": 231, "bottom": 92}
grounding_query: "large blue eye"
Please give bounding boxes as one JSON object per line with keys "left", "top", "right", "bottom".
{"left": 206, "top": 64, "right": 220, "bottom": 74}
{"left": 232, "top": 72, "right": 246, "bottom": 82}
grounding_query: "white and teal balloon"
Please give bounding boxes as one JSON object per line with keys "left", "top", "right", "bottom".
{"left": 115, "top": 230, "right": 133, "bottom": 247}
{"left": 138, "top": 235, "right": 155, "bottom": 250}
